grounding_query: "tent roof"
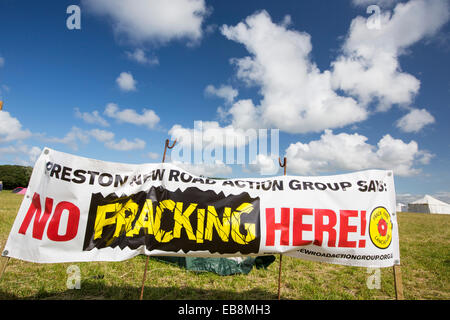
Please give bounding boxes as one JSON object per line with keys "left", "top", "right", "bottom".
{"left": 410, "top": 195, "right": 450, "bottom": 206}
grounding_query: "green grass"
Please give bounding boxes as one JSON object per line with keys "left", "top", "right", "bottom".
{"left": 0, "top": 190, "right": 449, "bottom": 300}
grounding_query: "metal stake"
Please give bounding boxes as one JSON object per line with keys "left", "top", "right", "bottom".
{"left": 277, "top": 157, "right": 287, "bottom": 300}
{"left": 139, "top": 139, "right": 176, "bottom": 300}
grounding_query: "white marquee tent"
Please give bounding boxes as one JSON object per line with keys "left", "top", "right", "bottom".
{"left": 396, "top": 203, "right": 407, "bottom": 212}
{"left": 407, "top": 195, "right": 450, "bottom": 214}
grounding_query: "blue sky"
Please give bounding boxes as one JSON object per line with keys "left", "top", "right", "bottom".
{"left": 0, "top": 0, "right": 449, "bottom": 203}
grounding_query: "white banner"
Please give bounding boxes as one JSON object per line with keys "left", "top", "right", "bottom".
{"left": 2, "top": 148, "right": 400, "bottom": 267}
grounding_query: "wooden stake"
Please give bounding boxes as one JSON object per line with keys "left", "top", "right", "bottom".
{"left": 0, "top": 257, "right": 10, "bottom": 282}
{"left": 139, "top": 139, "right": 176, "bottom": 300}
{"left": 393, "top": 264, "right": 404, "bottom": 300}
{"left": 277, "top": 157, "right": 287, "bottom": 300}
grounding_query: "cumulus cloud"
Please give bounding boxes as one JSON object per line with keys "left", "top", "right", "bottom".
{"left": 331, "top": 0, "right": 450, "bottom": 110}
{"left": 285, "top": 130, "right": 432, "bottom": 176}
{"left": 89, "top": 128, "right": 146, "bottom": 151}
{"left": 168, "top": 121, "right": 280, "bottom": 174}
{"left": 0, "top": 144, "right": 41, "bottom": 166}
{"left": 169, "top": 121, "right": 257, "bottom": 150}
{"left": 104, "top": 138, "right": 146, "bottom": 151}
{"left": 246, "top": 154, "right": 280, "bottom": 175}
{"left": 218, "top": 2, "right": 448, "bottom": 134}
{"left": 352, "top": 0, "right": 399, "bottom": 7}
{"left": 125, "top": 48, "right": 159, "bottom": 65}
{"left": 147, "top": 152, "right": 159, "bottom": 160}
{"left": 45, "top": 127, "right": 146, "bottom": 152}
{"left": 74, "top": 107, "right": 109, "bottom": 127}
{"left": 204, "top": 84, "right": 238, "bottom": 104}
{"left": 0, "top": 110, "right": 32, "bottom": 142}
{"left": 221, "top": 10, "right": 367, "bottom": 133}
{"left": 396, "top": 108, "right": 435, "bottom": 133}
{"left": 82, "top": 0, "right": 208, "bottom": 45}
{"left": 45, "top": 126, "right": 89, "bottom": 151}
{"left": 89, "top": 128, "right": 115, "bottom": 142}
{"left": 116, "top": 72, "right": 137, "bottom": 91}
{"left": 104, "top": 103, "right": 160, "bottom": 129}
{"left": 172, "top": 159, "right": 232, "bottom": 178}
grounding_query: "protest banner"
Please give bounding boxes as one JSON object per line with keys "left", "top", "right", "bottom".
{"left": 2, "top": 148, "right": 400, "bottom": 268}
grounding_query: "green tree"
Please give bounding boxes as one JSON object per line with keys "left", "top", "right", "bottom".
{"left": 0, "top": 165, "right": 33, "bottom": 190}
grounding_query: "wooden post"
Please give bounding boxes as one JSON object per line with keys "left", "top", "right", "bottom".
{"left": 277, "top": 157, "right": 287, "bottom": 300}
{"left": 139, "top": 139, "right": 176, "bottom": 300}
{"left": 0, "top": 257, "right": 10, "bottom": 282}
{"left": 0, "top": 101, "right": 4, "bottom": 111}
{"left": 393, "top": 264, "right": 404, "bottom": 300}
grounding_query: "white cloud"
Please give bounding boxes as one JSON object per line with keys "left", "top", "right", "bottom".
{"left": 89, "top": 128, "right": 115, "bottom": 142}
{"left": 0, "top": 85, "right": 10, "bottom": 97}
{"left": 126, "top": 48, "right": 159, "bottom": 65}
{"left": 105, "top": 138, "right": 146, "bottom": 151}
{"left": 285, "top": 129, "right": 432, "bottom": 176}
{"left": 0, "top": 56, "right": 4, "bottom": 67}
{"left": 104, "top": 103, "right": 160, "bottom": 129}
{"left": 116, "top": 72, "right": 137, "bottom": 91}
{"left": 168, "top": 121, "right": 280, "bottom": 171}
{"left": 396, "top": 108, "right": 435, "bottom": 132}
{"left": 246, "top": 154, "right": 280, "bottom": 175}
{"left": 0, "top": 110, "right": 32, "bottom": 142}
{"left": 204, "top": 84, "right": 238, "bottom": 104}
{"left": 169, "top": 121, "right": 256, "bottom": 150}
{"left": 82, "top": 0, "right": 208, "bottom": 44}
{"left": 45, "top": 126, "right": 89, "bottom": 151}
{"left": 74, "top": 107, "right": 109, "bottom": 127}
{"left": 221, "top": 10, "right": 367, "bottom": 133}
{"left": 218, "top": 3, "right": 449, "bottom": 134}
{"left": 0, "top": 144, "right": 41, "bottom": 166}
{"left": 147, "top": 152, "right": 159, "bottom": 160}
{"left": 331, "top": 0, "right": 450, "bottom": 110}
{"left": 28, "top": 146, "right": 42, "bottom": 164}
{"left": 352, "top": 0, "right": 399, "bottom": 7}
{"left": 172, "top": 160, "right": 232, "bottom": 178}
{"left": 88, "top": 128, "right": 146, "bottom": 151}
{"left": 432, "top": 191, "right": 450, "bottom": 204}
{"left": 396, "top": 193, "right": 422, "bottom": 204}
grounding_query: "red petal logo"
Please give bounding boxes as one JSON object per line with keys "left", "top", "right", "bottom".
{"left": 378, "top": 218, "right": 388, "bottom": 236}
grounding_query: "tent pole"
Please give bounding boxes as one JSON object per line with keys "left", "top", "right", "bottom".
{"left": 393, "top": 264, "right": 404, "bottom": 300}
{"left": 277, "top": 157, "right": 287, "bottom": 300}
{"left": 139, "top": 139, "right": 176, "bottom": 300}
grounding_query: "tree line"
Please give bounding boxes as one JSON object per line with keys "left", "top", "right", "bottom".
{"left": 0, "top": 165, "right": 33, "bottom": 190}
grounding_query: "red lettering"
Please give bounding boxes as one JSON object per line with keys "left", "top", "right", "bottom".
{"left": 338, "top": 210, "right": 358, "bottom": 248}
{"left": 266, "top": 207, "right": 366, "bottom": 249}
{"left": 18, "top": 192, "right": 80, "bottom": 242}
{"left": 47, "top": 201, "right": 80, "bottom": 241}
{"left": 313, "top": 209, "right": 337, "bottom": 247}
{"left": 265, "top": 207, "right": 290, "bottom": 246}
{"left": 292, "top": 208, "right": 313, "bottom": 246}
{"left": 18, "top": 193, "right": 54, "bottom": 240}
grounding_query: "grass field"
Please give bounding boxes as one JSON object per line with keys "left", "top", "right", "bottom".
{"left": 0, "top": 190, "right": 449, "bottom": 300}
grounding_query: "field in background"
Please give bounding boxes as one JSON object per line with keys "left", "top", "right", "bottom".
{"left": 0, "top": 190, "right": 448, "bottom": 300}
